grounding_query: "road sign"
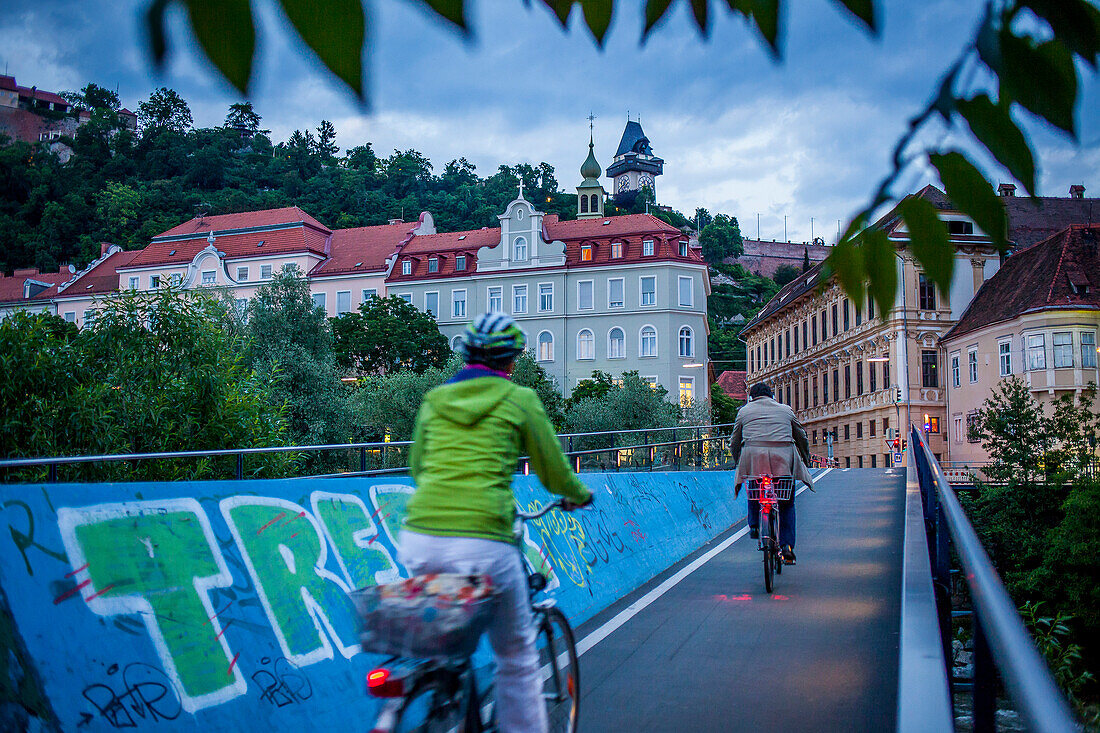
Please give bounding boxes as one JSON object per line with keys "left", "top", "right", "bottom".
{"left": 893, "top": 452, "right": 904, "bottom": 466}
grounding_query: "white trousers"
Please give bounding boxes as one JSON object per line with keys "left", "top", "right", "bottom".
{"left": 398, "top": 530, "right": 548, "bottom": 733}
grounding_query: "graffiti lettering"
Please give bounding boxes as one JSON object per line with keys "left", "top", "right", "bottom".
{"left": 81, "top": 662, "right": 182, "bottom": 728}
{"left": 3, "top": 499, "right": 67, "bottom": 576}
{"left": 311, "top": 492, "right": 399, "bottom": 588}
{"left": 250, "top": 656, "right": 314, "bottom": 707}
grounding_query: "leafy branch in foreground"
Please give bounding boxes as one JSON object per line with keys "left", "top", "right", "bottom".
{"left": 148, "top": 0, "right": 1098, "bottom": 311}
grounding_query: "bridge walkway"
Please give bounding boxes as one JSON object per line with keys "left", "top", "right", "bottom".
{"left": 571, "top": 468, "right": 906, "bottom": 731}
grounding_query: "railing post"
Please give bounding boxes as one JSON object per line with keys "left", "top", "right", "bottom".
{"left": 972, "top": 616, "right": 996, "bottom": 733}
{"left": 695, "top": 428, "right": 702, "bottom": 469}
{"left": 360, "top": 447, "right": 367, "bottom": 473}
{"left": 236, "top": 452, "right": 244, "bottom": 481}
{"left": 48, "top": 463, "right": 57, "bottom": 483}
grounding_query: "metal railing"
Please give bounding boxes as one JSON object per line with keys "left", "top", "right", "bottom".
{"left": 902, "top": 425, "right": 1079, "bottom": 732}
{"left": 0, "top": 423, "right": 737, "bottom": 483}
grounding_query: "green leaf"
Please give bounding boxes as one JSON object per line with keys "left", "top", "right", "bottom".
{"left": 724, "top": 0, "right": 782, "bottom": 57}
{"left": 691, "top": 0, "right": 709, "bottom": 35}
{"left": 975, "top": 8, "right": 1003, "bottom": 74}
{"left": 831, "top": 0, "right": 876, "bottom": 33}
{"left": 146, "top": 0, "right": 170, "bottom": 67}
{"left": 418, "top": 0, "right": 467, "bottom": 30}
{"left": 541, "top": 0, "right": 613, "bottom": 45}
{"left": 822, "top": 237, "right": 866, "bottom": 307}
{"left": 998, "top": 31, "right": 1077, "bottom": 138}
{"left": 930, "top": 151, "right": 1008, "bottom": 251}
{"left": 859, "top": 228, "right": 896, "bottom": 320}
{"left": 184, "top": 0, "right": 256, "bottom": 95}
{"left": 1020, "top": 0, "right": 1100, "bottom": 68}
{"left": 955, "top": 94, "right": 1036, "bottom": 195}
{"left": 898, "top": 196, "right": 953, "bottom": 301}
{"left": 540, "top": 0, "right": 572, "bottom": 26}
{"left": 279, "top": 0, "right": 366, "bottom": 97}
{"left": 643, "top": 0, "right": 674, "bottom": 36}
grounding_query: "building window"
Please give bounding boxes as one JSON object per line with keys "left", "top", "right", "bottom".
{"left": 1053, "top": 332, "right": 1073, "bottom": 368}
{"left": 129, "top": 276, "right": 139, "bottom": 289}
{"left": 812, "top": 376, "right": 819, "bottom": 406}
{"left": 611, "top": 242, "right": 623, "bottom": 259}
{"left": 926, "top": 416, "right": 940, "bottom": 434}
{"left": 831, "top": 303, "right": 838, "bottom": 336}
{"left": 844, "top": 424, "right": 851, "bottom": 440}
{"left": 590, "top": 194, "right": 599, "bottom": 211}
{"left": 918, "top": 273, "right": 936, "bottom": 310}
{"left": 867, "top": 291, "right": 875, "bottom": 319}
{"left": 855, "top": 303, "right": 862, "bottom": 327}
{"left": 539, "top": 283, "right": 554, "bottom": 312}
{"left": 237, "top": 266, "right": 248, "bottom": 281}
{"left": 869, "top": 362, "right": 877, "bottom": 392}
{"left": 362, "top": 288, "right": 377, "bottom": 302}
{"left": 821, "top": 309, "right": 828, "bottom": 341}
{"left": 513, "top": 285, "right": 528, "bottom": 314}
{"left": 811, "top": 314, "right": 818, "bottom": 345}
{"left": 640, "top": 326, "right": 658, "bottom": 357}
{"left": 858, "top": 456, "right": 864, "bottom": 468}
{"left": 870, "top": 419, "right": 876, "bottom": 437}
{"left": 452, "top": 289, "right": 467, "bottom": 318}
{"left": 580, "top": 195, "right": 589, "bottom": 213}
{"left": 968, "top": 347, "right": 979, "bottom": 382}
{"left": 770, "top": 338, "right": 775, "bottom": 364}
{"left": 793, "top": 325, "right": 799, "bottom": 354}
{"left": 488, "top": 286, "right": 502, "bottom": 312}
{"left": 954, "top": 414, "right": 964, "bottom": 443}
{"left": 456, "top": 255, "right": 466, "bottom": 271}
{"left": 678, "top": 276, "right": 693, "bottom": 308}
{"left": 428, "top": 257, "right": 439, "bottom": 273}
{"left": 202, "top": 270, "right": 216, "bottom": 285}
{"left": 857, "top": 422, "right": 863, "bottom": 439}
{"left": 679, "top": 326, "right": 694, "bottom": 357}
{"left": 643, "top": 240, "right": 654, "bottom": 256}
{"left": 337, "top": 290, "right": 352, "bottom": 314}
{"left": 537, "top": 331, "right": 554, "bottom": 361}
{"left": 401, "top": 260, "right": 412, "bottom": 275}
{"left": 951, "top": 352, "right": 961, "bottom": 388}
{"left": 1027, "top": 334, "right": 1046, "bottom": 370}
{"left": 871, "top": 455, "right": 877, "bottom": 468}
{"left": 609, "top": 328, "right": 625, "bottom": 359}
{"left": 577, "top": 280, "right": 593, "bottom": 310}
{"left": 609, "top": 278, "right": 624, "bottom": 308}
{"left": 833, "top": 369, "right": 839, "bottom": 400}
{"left": 803, "top": 379, "right": 809, "bottom": 408}
{"left": 425, "top": 291, "right": 439, "bottom": 316}
{"left": 812, "top": 430, "right": 817, "bottom": 445}
{"left": 312, "top": 292, "right": 326, "bottom": 309}
{"left": 844, "top": 364, "right": 851, "bottom": 398}
{"left": 999, "top": 339, "right": 1012, "bottom": 375}
{"left": 640, "top": 276, "right": 656, "bottom": 306}
{"left": 150, "top": 275, "right": 160, "bottom": 288}
{"left": 398, "top": 293, "right": 412, "bottom": 303}
{"left": 785, "top": 330, "right": 791, "bottom": 358}
{"left": 578, "top": 329, "right": 595, "bottom": 360}
{"left": 261, "top": 264, "right": 273, "bottom": 279}
{"left": 679, "top": 241, "right": 689, "bottom": 257}
{"left": 967, "top": 411, "right": 981, "bottom": 442}
{"left": 843, "top": 299, "right": 850, "bottom": 331}
{"left": 822, "top": 372, "right": 829, "bottom": 403}
{"left": 451, "top": 335, "right": 464, "bottom": 351}
{"left": 884, "top": 361, "right": 890, "bottom": 387}
{"left": 63, "top": 311, "right": 76, "bottom": 322}
{"left": 580, "top": 244, "right": 592, "bottom": 262}
{"left": 679, "top": 377, "right": 695, "bottom": 407}
{"left": 1083, "top": 331, "right": 1097, "bottom": 368}
{"left": 922, "top": 350, "right": 939, "bottom": 388}
{"left": 856, "top": 361, "right": 864, "bottom": 395}
{"left": 514, "top": 236, "right": 528, "bottom": 261}
{"left": 802, "top": 320, "right": 808, "bottom": 350}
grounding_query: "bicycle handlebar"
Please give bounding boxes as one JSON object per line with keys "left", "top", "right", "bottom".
{"left": 515, "top": 497, "right": 583, "bottom": 520}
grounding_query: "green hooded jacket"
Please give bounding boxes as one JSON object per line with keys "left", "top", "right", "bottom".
{"left": 405, "top": 374, "right": 591, "bottom": 544}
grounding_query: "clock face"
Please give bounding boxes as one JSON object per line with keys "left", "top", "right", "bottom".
{"left": 617, "top": 176, "right": 629, "bottom": 192}
{"left": 640, "top": 175, "right": 654, "bottom": 190}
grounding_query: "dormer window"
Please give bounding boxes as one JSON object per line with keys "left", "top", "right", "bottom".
{"left": 611, "top": 242, "right": 623, "bottom": 259}
{"left": 679, "top": 241, "right": 689, "bottom": 257}
{"left": 402, "top": 260, "right": 412, "bottom": 275}
{"left": 581, "top": 244, "right": 593, "bottom": 262}
{"left": 947, "top": 220, "right": 974, "bottom": 235}
{"left": 428, "top": 257, "right": 439, "bottom": 273}
{"left": 456, "top": 255, "right": 467, "bottom": 271}
{"left": 643, "top": 240, "right": 654, "bottom": 256}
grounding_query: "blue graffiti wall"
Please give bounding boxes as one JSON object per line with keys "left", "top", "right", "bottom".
{"left": 0, "top": 471, "right": 746, "bottom": 731}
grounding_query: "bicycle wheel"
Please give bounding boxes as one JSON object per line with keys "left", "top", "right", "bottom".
{"left": 774, "top": 512, "right": 783, "bottom": 576}
{"left": 539, "top": 606, "right": 580, "bottom": 733}
{"left": 762, "top": 511, "right": 775, "bottom": 594}
{"left": 394, "top": 677, "right": 467, "bottom": 733}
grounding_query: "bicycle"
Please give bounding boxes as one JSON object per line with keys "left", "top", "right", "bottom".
{"left": 744, "top": 475, "right": 795, "bottom": 594}
{"left": 361, "top": 498, "right": 582, "bottom": 733}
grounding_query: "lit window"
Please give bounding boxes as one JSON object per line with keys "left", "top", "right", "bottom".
{"left": 513, "top": 284, "right": 528, "bottom": 314}
{"left": 578, "top": 281, "right": 593, "bottom": 310}
{"left": 609, "top": 278, "right": 624, "bottom": 308}
{"left": 1082, "top": 332, "right": 1097, "bottom": 368}
{"left": 581, "top": 244, "right": 593, "bottom": 262}
{"left": 611, "top": 242, "right": 623, "bottom": 258}
{"left": 999, "top": 339, "right": 1012, "bottom": 376}
{"left": 608, "top": 328, "right": 625, "bottom": 359}
{"left": 452, "top": 289, "right": 467, "bottom": 318}
{"left": 488, "top": 286, "right": 503, "bottom": 312}
{"left": 643, "top": 240, "right": 654, "bottom": 256}
{"left": 578, "top": 329, "right": 595, "bottom": 360}
{"left": 1027, "top": 334, "right": 1046, "bottom": 370}
{"left": 640, "top": 326, "right": 657, "bottom": 357}
{"left": 1053, "top": 332, "right": 1073, "bottom": 368}
{"left": 679, "top": 377, "right": 695, "bottom": 407}
{"left": 641, "top": 276, "right": 656, "bottom": 306}
{"left": 539, "top": 283, "right": 553, "bottom": 312}
{"left": 679, "top": 326, "right": 694, "bottom": 357}
{"left": 514, "top": 236, "right": 528, "bottom": 261}
{"left": 537, "top": 331, "right": 554, "bottom": 361}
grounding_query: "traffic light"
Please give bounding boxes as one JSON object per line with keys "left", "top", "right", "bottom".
{"left": 894, "top": 386, "right": 902, "bottom": 403}
{"left": 923, "top": 413, "right": 931, "bottom": 432}
{"left": 891, "top": 438, "right": 901, "bottom": 452}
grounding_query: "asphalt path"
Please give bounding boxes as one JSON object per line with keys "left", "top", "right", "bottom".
{"left": 573, "top": 468, "right": 906, "bottom": 732}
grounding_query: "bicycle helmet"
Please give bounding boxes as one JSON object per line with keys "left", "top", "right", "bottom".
{"left": 458, "top": 312, "right": 526, "bottom": 367}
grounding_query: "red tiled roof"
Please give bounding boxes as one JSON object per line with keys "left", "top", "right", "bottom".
{"left": 153, "top": 207, "right": 330, "bottom": 239}
{"left": 1004, "top": 195, "right": 1098, "bottom": 251}
{"left": 387, "top": 229, "right": 499, "bottom": 282}
{"left": 0, "top": 268, "right": 73, "bottom": 304}
{"left": 15, "top": 85, "right": 70, "bottom": 107}
{"left": 544, "top": 213, "right": 680, "bottom": 240}
{"left": 57, "top": 249, "right": 142, "bottom": 298}
{"left": 0, "top": 76, "right": 16, "bottom": 92}
{"left": 715, "top": 371, "right": 748, "bottom": 401}
{"left": 311, "top": 222, "right": 414, "bottom": 277}
{"left": 944, "top": 224, "right": 1100, "bottom": 342}
{"left": 125, "top": 225, "right": 328, "bottom": 268}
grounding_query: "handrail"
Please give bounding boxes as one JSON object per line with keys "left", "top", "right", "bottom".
{"left": 896, "top": 447, "right": 954, "bottom": 732}
{"left": 909, "top": 426, "right": 1079, "bottom": 732}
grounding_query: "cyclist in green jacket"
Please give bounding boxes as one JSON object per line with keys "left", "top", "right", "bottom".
{"left": 400, "top": 312, "right": 592, "bottom": 733}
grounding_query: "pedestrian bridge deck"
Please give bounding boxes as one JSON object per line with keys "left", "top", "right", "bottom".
{"left": 574, "top": 467, "right": 906, "bottom": 731}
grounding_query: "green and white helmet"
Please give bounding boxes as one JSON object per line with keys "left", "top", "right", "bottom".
{"left": 459, "top": 312, "right": 526, "bottom": 365}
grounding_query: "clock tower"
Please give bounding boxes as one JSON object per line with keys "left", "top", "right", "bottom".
{"left": 606, "top": 117, "right": 663, "bottom": 201}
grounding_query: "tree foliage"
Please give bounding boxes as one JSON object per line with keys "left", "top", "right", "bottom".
{"left": 331, "top": 295, "right": 451, "bottom": 375}
{"left": 699, "top": 213, "right": 744, "bottom": 265}
{"left": 137, "top": 87, "right": 193, "bottom": 133}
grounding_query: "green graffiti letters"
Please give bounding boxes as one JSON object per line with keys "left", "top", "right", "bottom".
{"left": 311, "top": 492, "right": 399, "bottom": 589}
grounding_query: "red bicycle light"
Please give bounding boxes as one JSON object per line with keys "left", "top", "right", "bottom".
{"left": 367, "top": 668, "right": 406, "bottom": 697}
{"left": 761, "top": 475, "right": 771, "bottom": 487}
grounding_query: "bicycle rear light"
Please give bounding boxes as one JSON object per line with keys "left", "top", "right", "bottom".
{"left": 367, "top": 667, "right": 407, "bottom": 698}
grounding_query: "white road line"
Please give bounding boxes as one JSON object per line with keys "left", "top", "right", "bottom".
{"left": 572, "top": 466, "right": 834, "bottom": 659}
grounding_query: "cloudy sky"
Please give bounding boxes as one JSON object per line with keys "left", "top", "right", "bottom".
{"left": 2, "top": 0, "right": 1097, "bottom": 243}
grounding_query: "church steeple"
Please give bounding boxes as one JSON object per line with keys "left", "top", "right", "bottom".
{"left": 576, "top": 114, "right": 605, "bottom": 220}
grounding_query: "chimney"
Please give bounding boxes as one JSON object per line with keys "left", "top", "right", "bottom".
{"left": 100, "top": 242, "right": 112, "bottom": 256}
{"left": 1070, "top": 184, "right": 1085, "bottom": 199}
{"left": 388, "top": 218, "right": 404, "bottom": 225}
{"left": 998, "top": 183, "right": 1016, "bottom": 197}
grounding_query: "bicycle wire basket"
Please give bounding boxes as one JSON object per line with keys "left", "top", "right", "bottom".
{"left": 744, "top": 477, "right": 795, "bottom": 501}
{"left": 352, "top": 573, "right": 499, "bottom": 661}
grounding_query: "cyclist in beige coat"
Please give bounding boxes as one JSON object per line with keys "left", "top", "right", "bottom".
{"left": 731, "top": 382, "right": 813, "bottom": 563}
